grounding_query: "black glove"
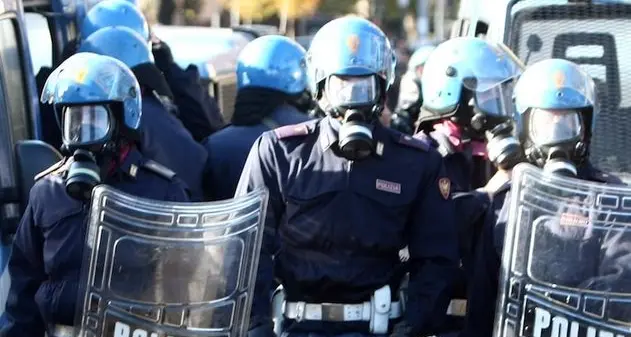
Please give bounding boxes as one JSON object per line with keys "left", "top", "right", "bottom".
{"left": 389, "top": 320, "right": 414, "bottom": 337}
{"left": 151, "top": 37, "right": 174, "bottom": 73}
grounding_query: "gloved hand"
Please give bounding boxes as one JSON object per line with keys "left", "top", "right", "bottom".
{"left": 151, "top": 36, "right": 174, "bottom": 72}
{"left": 389, "top": 320, "right": 414, "bottom": 337}
{"left": 248, "top": 322, "right": 276, "bottom": 337}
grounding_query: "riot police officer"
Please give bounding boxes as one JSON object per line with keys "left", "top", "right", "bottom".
{"left": 236, "top": 17, "right": 459, "bottom": 337}
{"left": 462, "top": 58, "right": 623, "bottom": 337}
{"left": 36, "top": 0, "right": 151, "bottom": 150}
{"left": 415, "top": 37, "right": 522, "bottom": 192}
{"left": 0, "top": 52, "right": 190, "bottom": 337}
{"left": 391, "top": 45, "right": 435, "bottom": 134}
{"left": 78, "top": 26, "right": 208, "bottom": 201}
{"left": 82, "top": 0, "right": 225, "bottom": 141}
{"left": 203, "top": 35, "right": 311, "bottom": 201}
{"left": 410, "top": 37, "right": 523, "bottom": 336}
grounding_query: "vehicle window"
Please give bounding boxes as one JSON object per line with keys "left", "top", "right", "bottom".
{"left": 0, "top": 18, "right": 30, "bottom": 143}
{"left": 24, "top": 13, "right": 52, "bottom": 75}
{"left": 0, "top": 19, "right": 21, "bottom": 228}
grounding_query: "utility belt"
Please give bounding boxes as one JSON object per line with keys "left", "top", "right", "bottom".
{"left": 446, "top": 299, "right": 467, "bottom": 317}
{"left": 273, "top": 285, "right": 405, "bottom": 335}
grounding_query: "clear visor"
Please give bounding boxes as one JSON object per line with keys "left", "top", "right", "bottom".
{"left": 424, "top": 41, "right": 523, "bottom": 93}
{"left": 325, "top": 75, "right": 378, "bottom": 108}
{"left": 529, "top": 108, "right": 582, "bottom": 146}
{"left": 472, "top": 79, "right": 516, "bottom": 117}
{"left": 62, "top": 105, "right": 111, "bottom": 146}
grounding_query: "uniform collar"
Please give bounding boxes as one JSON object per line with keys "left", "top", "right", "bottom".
{"left": 112, "top": 147, "right": 144, "bottom": 180}
{"left": 319, "top": 116, "right": 387, "bottom": 158}
{"left": 319, "top": 116, "right": 340, "bottom": 151}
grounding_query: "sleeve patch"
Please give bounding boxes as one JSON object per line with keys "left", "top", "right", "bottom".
{"left": 439, "top": 178, "right": 451, "bottom": 199}
{"left": 273, "top": 123, "right": 310, "bottom": 139}
{"left": 397, "top": 134, "right": 429, "bottom": 151}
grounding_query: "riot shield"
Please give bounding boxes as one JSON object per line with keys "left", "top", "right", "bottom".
{"left": 503, "top": 0, "right": 631, "bottom": 177}
{"left": 494, "top": 163, "right": 631, "bottom": 337}
{"left": 74, "top": 185, "right": 269, "bottom": 337}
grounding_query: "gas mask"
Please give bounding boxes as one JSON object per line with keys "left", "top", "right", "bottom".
{"left": 525, "top": 108, "right": 586, "bottom": 177}
{"left": 66, "top": 149, "right": 101, "bottom": 200}
{"left": 60, "top": 105, "right": 113, "bottom": 201}
{"left": 486, "top": 121, "right": 523, "bottom": 170}
{"left": 324, "top": 74, "right": 380, "bottom": 161}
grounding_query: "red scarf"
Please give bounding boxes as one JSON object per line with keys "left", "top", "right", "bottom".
{"left": 107, "top": 144, "right": 131, "bottom": 176}
{"left": 433, "top": 120, "right": 488, "bottom": 158}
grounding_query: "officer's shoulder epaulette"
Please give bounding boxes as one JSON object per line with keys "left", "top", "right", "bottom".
{"left": 396, "top": 133, "right": 430, "bottom": 152}
{"left": 141, "top": 160, "right": 176, "bottom": 181}
{"left": 590, "top": 170, "right": 622, "bottom": 184}
{"left": 273, "top": 122, "right": 313, "bottom": 140}
{"left": 34, "top": 158, "right": 69, "bottom": 182}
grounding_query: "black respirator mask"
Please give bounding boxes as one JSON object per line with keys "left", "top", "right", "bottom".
{"left": 524, "top": 108, "right": 587, "bottom": 177}
{"left": 323, "top": 75, "right": 381, "bottom": 161}
{"left": 485, "top": 121, "right": 524, "bottom": 170}
{"left": 59, "top": 105, "right": 114, "bottom": 201}
{"left": 66, "top": 149, "right": 102, "bottom": 201}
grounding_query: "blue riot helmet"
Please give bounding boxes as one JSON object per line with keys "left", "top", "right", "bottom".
{"left": 41, "top": 52, "right": 142, "bottom": 200}
{"left": 81, "top": 0, "right": 142, "bottom": 23}
{"left": 418, "top": 37, "right": 522, "bottom": 137}
{"left": 407, "top": 45, "right": 435, "bottom": 78}
{"left": 236, "top": 35, "right": 311, "bottom": 112}
{"left": 307, "top": 16, "right": 396, "bottom": 160}
{"left": 79, "top": 26, "right": 154, "bottom": 69}
{"left": 80, "top": 0, "right": 149, "bottom": 42}
{"left": 78, "top": 26, "right": 174, "bottom": 101}
{"left": 514, "top": 58, "right": 596, "bottom": 176}
{"left": 237, "top": 35, "right": 307, "bottom": 94}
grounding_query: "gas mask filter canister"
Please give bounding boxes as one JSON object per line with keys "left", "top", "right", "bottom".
{"left": 65, "top": 149, "right": 102, "bottom": 201}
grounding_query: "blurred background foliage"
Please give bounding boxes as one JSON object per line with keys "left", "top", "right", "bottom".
{"left": 140, "top": 0, "right": 458, "bottom": 41}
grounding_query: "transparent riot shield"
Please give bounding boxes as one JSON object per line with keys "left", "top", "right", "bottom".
{"left": 74, "top": 185, "right": 269, "bottom": 337}
{"left": 494, "top": 163, "right": 631, "bottom": 337}
{"left": 503, "top": 0, "right": 631, "bottom": 177}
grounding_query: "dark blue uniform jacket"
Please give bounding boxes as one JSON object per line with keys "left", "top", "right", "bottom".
{"left": 162, "top": 62, "right": 225, "bottom": 141}
{"left": 238, "top": 117, "right": 460, "bottom": 335}
{"left": 139, "top": 94, "right": 208, "bottom": 200}
{"left": 203, "top": 104, "right": 310, "bottom": 201}
{"left": 0, "top": 149, "right": 189, "bottom": 337}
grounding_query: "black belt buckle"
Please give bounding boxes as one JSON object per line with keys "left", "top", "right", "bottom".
{"left": 322, "top": 303, "right": 346, "bottom": 322}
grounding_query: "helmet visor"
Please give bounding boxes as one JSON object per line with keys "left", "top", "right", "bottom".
{"left": 62, "top": 105, "right": 111, "bottom": 146}
{"left": 529, "top": 108, "right": 582, "bottom": 146}
{"left": 325, "top": 75, "right": 378, "bottom": 108}
{"left": 473, "top": 79, "right": 516, "bottom": 117}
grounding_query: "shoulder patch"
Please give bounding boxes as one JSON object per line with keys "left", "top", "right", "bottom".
{"left": 141, "top": 160, "right": 176, "bottom": 180}
{"left": 397, "top": 134, "right": 429, "bottom": 151}
{"left": 35, "top": 159, "right": 69, "bottom": 182}
{"left": 273, "top": 123, "right": 311, "bottom": 140}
